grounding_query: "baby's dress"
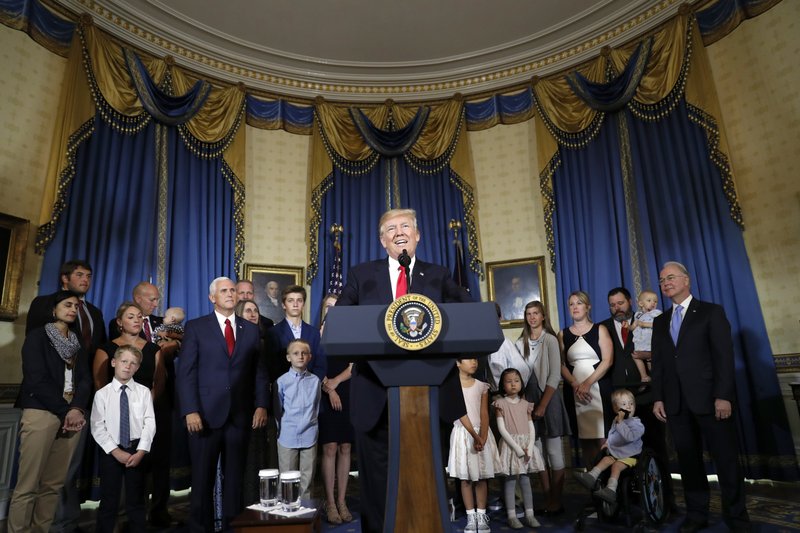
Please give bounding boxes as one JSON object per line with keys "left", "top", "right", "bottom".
{"left": 493, "top": 397, "right": 545, "bottom": 475}
{"left": 632, "top": 309, "right": 662, "bottom": 351}
{"left": 152, "top": 323, "right": 184, "bottom": 344}
{"left": 447, "top": 379, "right": 502, "bottom": 481}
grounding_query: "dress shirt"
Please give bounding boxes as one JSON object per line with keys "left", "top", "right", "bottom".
{"left": 612, "top": 317, "right": 633, "bottom": 346}
{"left": 91, "top": 377, "right": 156, "bottom": 454}
{"left": 672, "top": 295, "right": 693, "bottom": 321}
{"left": 214, "top": 310, "right": 237, "bottom": 340}
{"left": 276, "top": 369, "right": 321, "bottom": 449}
{"left": 388, "top": 255, "right": 416, "bottom": 299}
{"left": 288, "top": 320, "right": 303, "bottom": 339}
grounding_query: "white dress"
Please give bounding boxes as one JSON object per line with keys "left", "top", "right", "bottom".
{"left": 447, "top": 380, "right": 502, "bottom": 481}
{"left": 566, "top": 335, "right": 605, "bottom": 439}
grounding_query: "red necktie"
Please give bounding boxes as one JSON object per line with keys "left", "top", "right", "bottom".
{"left": 396, "top": 266, "right": 407, "bottom": 298}
{"left": 143, "top": 317, "right": 152, "bottom": 342}
{"left": 224, "top": 318, "right": 235, "bottom": 356}
{"left": 621, "top": 322, "right": 629, "bottom": 345}
{"left": 76, "top": 300, "right": 92, "bottom": 349}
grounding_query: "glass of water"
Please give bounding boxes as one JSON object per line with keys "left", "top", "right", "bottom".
{"left": 279, "top": 470, "right": 302, "bottom": 512}
{"left": 258, "top": 469, "right": 279, "bottom": 507}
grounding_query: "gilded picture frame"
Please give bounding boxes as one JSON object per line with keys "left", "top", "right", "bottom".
{"left": 242, "top": 263, "right": 305, "bottom": 324}
{"left": 486, "top": 256, "right": 547, "bottom": 328}
{"left": 0, "top": 213, "right": 30, "bottom": 321}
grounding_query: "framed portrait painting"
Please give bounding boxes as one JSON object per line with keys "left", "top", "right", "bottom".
{"left": 242, "top": 264, "right": 305, "bottom": 325}
{"left": 486, "top": 256, "right": 547, "bottom": 328}
{"left": 0, "top": 213, "right": 30, "bottom": 321}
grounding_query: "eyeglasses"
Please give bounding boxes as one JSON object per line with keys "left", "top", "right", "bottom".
{"left": 658, "top": 274, "right": 686, "bottom": 285}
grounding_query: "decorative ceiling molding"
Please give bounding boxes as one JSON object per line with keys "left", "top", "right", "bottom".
{"left": 57, "top": 0, "right": 684, "bottom": 102}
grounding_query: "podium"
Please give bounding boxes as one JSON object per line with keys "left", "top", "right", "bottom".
{"left": 322, "top": 301, "right": 503, "bottom": 533}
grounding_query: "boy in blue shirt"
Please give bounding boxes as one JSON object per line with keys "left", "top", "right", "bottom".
{"left": 276, "top": 339, "right": 322, "bottom": 500}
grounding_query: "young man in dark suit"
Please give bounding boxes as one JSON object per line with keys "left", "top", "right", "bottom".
{"left": 176, "top": 277, "right": 269, "bottom": 531}
{"left": 26, "top": 259, "right": 106, "bottom": 533}
{"left": 336, "top": 208, "right": 472, "bottom": 533}
{"left": 652, "top": 261, "right": 750, "bottom": 533}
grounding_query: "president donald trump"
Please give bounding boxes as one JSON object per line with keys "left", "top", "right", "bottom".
{"left": 177, "top": 277, "right": 268, "bottom": 531}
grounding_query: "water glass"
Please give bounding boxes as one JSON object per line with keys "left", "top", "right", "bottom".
{"left": 279, "top": 470, "right": 302, "bottom": 512}
{"left": 258, "top": 469, "right": 279, "bottom": 507}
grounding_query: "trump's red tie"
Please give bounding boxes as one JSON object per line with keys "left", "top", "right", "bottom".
{"left": 396, "top": 266, "right": 407, "bottom": 298}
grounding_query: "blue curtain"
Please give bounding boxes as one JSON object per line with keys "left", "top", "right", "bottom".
{"left": 39, "top": 117, "right": 159, "bottom": 319}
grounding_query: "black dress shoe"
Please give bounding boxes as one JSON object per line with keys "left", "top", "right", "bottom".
{"left": 679, "top": 518, "right": 709, "bottom": 533}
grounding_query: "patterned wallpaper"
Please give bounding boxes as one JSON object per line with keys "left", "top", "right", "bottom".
{"left": 705, "top": 0, "right": 800, "bottom": 356}
{"left": 0, "top": 25, "right": 66, "bottom": 382}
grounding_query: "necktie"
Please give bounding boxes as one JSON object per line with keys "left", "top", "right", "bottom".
{"left": 143, "top": 317, "right": 152, "bottom": 342}
{"left": 119, "top": 384, "right": 129, "bottom": 449}
{"left": 670, "top": 304, "right": 683, "bottom": 345}
{"left": 396, "top": 266, "right": 407, "bottom": 298}
{"left": 621, "top": 321, "right": 629, "bottom": 345}
{"left": 224, "top": 318, "right": 235, "bottom": 356}
{"left": 76, "top": 300, "right": 92, "bottom": 349}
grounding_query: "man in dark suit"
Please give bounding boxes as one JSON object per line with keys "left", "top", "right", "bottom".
{"left": 652, "top": 262, "right": 750, "bottom": 532}
{"left": 265, "top": 285, "right": 326, "bottom": 381}
{"left": 603, "top": 287, "right": 673, "bottom": 508}
{"left": 176, "top": 277, "right": 269, "bottom": 531}
{"left": 336, "top": 208, "right": 472, "bottom": 533}
{"left": 26, "top": 259, "right": 106, "bottom": 533}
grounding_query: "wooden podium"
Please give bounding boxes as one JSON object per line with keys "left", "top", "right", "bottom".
{"left": 322, "top": 302, "right": 503, "bottom": 533}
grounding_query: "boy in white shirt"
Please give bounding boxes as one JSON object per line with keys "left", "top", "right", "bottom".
{"left": 91, "top": 345, "right": 156, "bottom": 532}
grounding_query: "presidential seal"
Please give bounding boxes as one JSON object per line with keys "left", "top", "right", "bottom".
{"left": 384, "top": 293, "right": 442, "bottom": 351}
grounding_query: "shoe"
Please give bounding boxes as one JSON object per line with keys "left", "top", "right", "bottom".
{"left": 337, "top": 500, "right": 353, "bottom": 522}
{"left": 574, "top": 471, "right": 598, "bottom": 491}
{"left": 525, "top": 514, "right": 541, "bottom": 528}
{"left": 477, "top": 512, "right": 491, "bottom": 532}
{"left": 679, "top": 518, "right": 709, "bottom": 533}
{"left": 507, "top": 516, "right": 524, "bottom": 529}
{"left": 324, "top": 502, "right": 342, "bottom": 525}
{"left": 465, "top": 513, "right": 478, "bottom": 532}
{"left": 594, "top": 487, "right": 617, "bottom": 504}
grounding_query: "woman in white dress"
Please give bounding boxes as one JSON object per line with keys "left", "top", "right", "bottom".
{"left": 559, "top": 291, "right": 614, "bottom": 465}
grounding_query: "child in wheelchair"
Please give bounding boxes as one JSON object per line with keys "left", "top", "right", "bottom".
{"left": 574, "top": 389, "right": 644, "bottom": 504}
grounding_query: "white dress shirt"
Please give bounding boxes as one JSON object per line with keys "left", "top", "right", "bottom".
{"left": 388, "top": 255, "right": 416, "bottom": 299}
{"left": 91, "top": 377, "right": 156, "bottom": 454}
{"left": 673, "top": 295, "right": 693, "bottom": 320}
{"left": 214, "top": 310, "right": 237, "bottom": 340}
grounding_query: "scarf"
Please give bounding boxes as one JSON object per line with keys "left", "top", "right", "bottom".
{"left": 45, "top": 322, "right": 81, "bottom": 366}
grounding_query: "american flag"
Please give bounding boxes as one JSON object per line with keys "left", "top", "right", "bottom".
{"left": 327, "top": 238, "right": 343, "bottom": 295}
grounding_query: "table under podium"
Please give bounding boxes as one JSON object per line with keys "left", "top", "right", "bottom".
{"left": 322, "top": 301, "right": 503, "bottom": 533}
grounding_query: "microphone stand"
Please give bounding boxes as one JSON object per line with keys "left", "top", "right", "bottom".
{"left": 399, "top": 248, "right": 412, "bottom": 293}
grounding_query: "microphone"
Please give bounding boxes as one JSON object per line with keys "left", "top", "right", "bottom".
{"left": 398, "top": 249, "right": 412, "bottom": 292}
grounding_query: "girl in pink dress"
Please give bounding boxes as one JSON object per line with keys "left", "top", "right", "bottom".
{"left": 493, "top": 368, "right": 545, "bottom": 529}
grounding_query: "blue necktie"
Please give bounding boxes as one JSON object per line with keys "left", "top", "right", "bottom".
{"left": 119, "top": 384, "right": 129, "bottom": 449}
{"left": 670, "top": 304, "right": 683, "bottom": 345}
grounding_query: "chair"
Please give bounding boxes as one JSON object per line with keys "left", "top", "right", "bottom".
{"left": 574, "top": 447, "right": 667, "bottom": 531}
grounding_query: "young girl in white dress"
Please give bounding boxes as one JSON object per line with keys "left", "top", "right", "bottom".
{"left": 493, "top": 368, "right": 545, "bottom": 529}
{"left": 448, "top": 357, "right": 502, "bottom": 532}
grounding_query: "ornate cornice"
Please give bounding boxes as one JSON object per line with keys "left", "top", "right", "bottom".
{"left": 57, "top": 0, "right": 684, "bottom": 102}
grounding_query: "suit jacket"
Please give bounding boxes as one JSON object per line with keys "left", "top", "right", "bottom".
{"left": 337, "top": 257, "right": 472, "bottom": 432}
{"left": 176, "top": 313, "right": 268, "bottom": 429}
{"left": 16, "top": 327, "right": 92, "bottom": 417}
{"left": 602, "top": 316, "right": 654, "bottom": 404}
{"left": 26, "top": 293, "right": 107, "bottom": 360}
{"left": 265, "top": 319, "right": 326, "bottom": 381}
{"left": 651, "top": 298, "right": 736, "bottom": 416}
{"left": 108, "top": 314, "right": 163, "bottom": 341}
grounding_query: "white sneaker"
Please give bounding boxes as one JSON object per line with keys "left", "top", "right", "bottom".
{"left": 477, "top": 512, "right": 491, "bottom": 532}
{"left": 464, "top": 513, "right": 478, "bottom": 532}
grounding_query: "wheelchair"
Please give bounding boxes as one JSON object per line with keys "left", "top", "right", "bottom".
{"left": 574, "top": 447, "right": 667, "bottom": 531}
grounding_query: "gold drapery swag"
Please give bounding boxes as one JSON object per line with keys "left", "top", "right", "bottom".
{"left": 307, "top": 98, "right": 482, "bottom": 283}
{"left": 523, "top": 11, "right": 743, "bottom": 269}
{"left": 37, "top": 16, "right": 247, "bottom": 268}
